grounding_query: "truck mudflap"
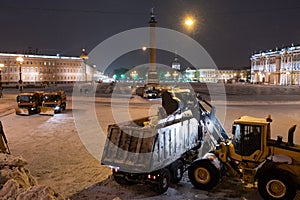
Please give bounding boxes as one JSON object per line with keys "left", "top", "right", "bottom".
{"left": 39, "top": 107, "right": 55, "bottom": 115}
{"left": 15, "top": 107, "right": 29, "bottom": 115}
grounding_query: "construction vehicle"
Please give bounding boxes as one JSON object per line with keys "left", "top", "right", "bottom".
{"left": 188, "top": 111, "right": 300, "bottom": 200}
{"left": 40, "top": 90, "right": 66, "bottom": 115}
{"left": 101, "top": 89, "right": 226, "bottom": 194}
{"left": 188, "top": 114, "right": 300, "bottom": 200}
{"left": 102, "top": 88, "right": 300, "bottom": 199}
{"left": 15, "top": 91, "right": 43, "bottom": 115}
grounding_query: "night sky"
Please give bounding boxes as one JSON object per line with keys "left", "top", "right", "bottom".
{"left": 1, "top": 0, "right": 300, "bottom": 72}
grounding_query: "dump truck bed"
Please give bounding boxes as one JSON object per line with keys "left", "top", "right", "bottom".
{"left": 101, "top": 110, "right": 201, "bottom": 173}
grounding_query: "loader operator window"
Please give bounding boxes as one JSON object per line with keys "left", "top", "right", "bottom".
{"left": 233, "top": 124, "right": 261, "bottom": 156}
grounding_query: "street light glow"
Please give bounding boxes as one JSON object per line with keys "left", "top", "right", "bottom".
{"left": 185, "top": 18, "right": 194, "bottom": 27}
{"left": 16, "top": 56, "right": 24, "bottom": 64}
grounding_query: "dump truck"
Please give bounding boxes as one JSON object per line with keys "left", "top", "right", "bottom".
{"left": 40, "top": 90, "right": 66, "bottom": 115}
{"left": 102, "top": 88, "right": 300, "bottom": 199}
{"left": 188, "top": 114, "right": 300, "bottom": 200}
{"left": 15, "top": 91, "right": 43, "bottom": 115}
{"left": 101, "top": 89, "right": 227, "bottom": 193}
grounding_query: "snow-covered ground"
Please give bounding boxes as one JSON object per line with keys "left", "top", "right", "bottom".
{"left": 0, "top": 83, "right": 300, "bottom": 200}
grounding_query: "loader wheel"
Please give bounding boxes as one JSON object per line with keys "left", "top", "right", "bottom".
{"left": 188, "top": 160, "right": 220, "bottom": 190}
{"left": 170, "top": 160, "right": 184, "bottom": 184}
{"left": 258, "top": 171, "right": 296, "bottom": 200}
{"left": 155, "top": 168, "right": 170, "bottom": 194}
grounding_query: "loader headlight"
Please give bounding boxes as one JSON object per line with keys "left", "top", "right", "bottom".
{"left": 54, "top": 106, "right": 60, "bottom": 110}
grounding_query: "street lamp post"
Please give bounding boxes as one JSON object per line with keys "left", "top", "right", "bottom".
{"left": 0, "top": 64, "right": 4, "bottom": 98}
{"left": 16, "top": 56, "right": 24, "bottom": 93}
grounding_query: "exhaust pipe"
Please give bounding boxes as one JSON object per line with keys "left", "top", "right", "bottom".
{"left": 288, "top": 125, "right": 296, "bottom": 147}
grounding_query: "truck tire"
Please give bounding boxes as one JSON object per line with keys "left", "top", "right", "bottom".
{"left": 258, "top": 171, "right": 296, "bottom": 200}
{"left": 170, "top": 160, "right": 184, "bottom": 184}
{"left": 188, "top": 160, "right": 220, "bottom": 190}
{"left": 155, "top": 168, "right": 170, "bottom": 194}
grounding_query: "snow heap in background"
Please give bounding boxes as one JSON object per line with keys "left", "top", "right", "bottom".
{"left": 0, "top": 154, "right": 64, "bottom": 200}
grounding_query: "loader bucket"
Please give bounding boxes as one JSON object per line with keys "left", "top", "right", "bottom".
{"left": 39, "top": 107, "right": 55, "bottom": 115}
{"left": 15, "top": 108, "right": 29, "bottom": 115}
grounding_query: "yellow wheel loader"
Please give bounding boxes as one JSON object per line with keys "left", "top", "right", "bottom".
{"left": 188, "top": 115, "right": 300, "bottom": 200}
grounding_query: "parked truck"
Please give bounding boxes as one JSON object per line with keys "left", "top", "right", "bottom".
{"left": 15, "top": 91, "right": 43, "bottom": 115}
{"left": 101, "top": 89, "right": 227, "bottom": 194}
{"left": 40, "top": 90, "right": 66, "bottom": 115}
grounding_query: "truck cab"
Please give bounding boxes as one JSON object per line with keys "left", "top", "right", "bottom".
{"left": 40, "top": 91, "right": 66, "bottom": 115}
{"left": 15, "top": 91, "right": 43, "bottom": 115}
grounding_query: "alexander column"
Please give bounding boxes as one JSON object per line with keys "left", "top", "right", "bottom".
{"left": 147, "top": 8, "right": 159, "bottom": 84}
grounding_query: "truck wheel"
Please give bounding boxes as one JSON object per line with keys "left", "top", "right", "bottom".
{"left": 258, "top": 172, "right": 296, "bottom": 200}
{"left": 156, "top": 168, "right": 170, "bottom": 194}
{"left": 170, "top": 160, "right": 184, "bottom": 184}
{"left": 188, "top": 160, "right": 220, "bottom": 190}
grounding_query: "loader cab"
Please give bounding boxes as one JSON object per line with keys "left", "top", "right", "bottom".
{"left": 231, "top": 116, "right": 272, "bottom": 161}
{"left": 232, "top": 123, "right": 262, "bottom": 156}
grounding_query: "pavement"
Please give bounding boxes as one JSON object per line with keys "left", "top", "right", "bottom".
{"left": 0, "top": 93, "right": 18, "bottom": 117}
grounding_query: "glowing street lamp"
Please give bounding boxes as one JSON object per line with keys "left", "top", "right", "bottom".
{"left": 130, "top": 70, "right": 138, "bottom": 81}
{"left": 142, "top": 46, "right": 147, "bottom": 51}
{"left": 184, "top": 16, "right": 196, "bottom": 32}
{"left": 16, "top": 56, "right": 24, "bottom": 93}
{"left": 185, "top": 18, "right": 194, "bottom": 27}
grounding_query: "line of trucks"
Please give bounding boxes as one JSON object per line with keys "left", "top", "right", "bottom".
{"left": 101, "top": 88, "right": 300, "bottom": 200}
{"left": 15, "top": 90, "right": 66, "bottom": 115}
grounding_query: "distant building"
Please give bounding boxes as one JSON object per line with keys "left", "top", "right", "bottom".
{"left": 183, "top": 68, "right": 248, "bottom": 83}
{"left": 0, "top": 51, "right": 95, "bottom": 85}
{"left": 250, "top": 45, "right": 300, "bottom": 85}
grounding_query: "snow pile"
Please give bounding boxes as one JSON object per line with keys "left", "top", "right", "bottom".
{"left": 0, "top": 154, "right": 65, "bottom": 200}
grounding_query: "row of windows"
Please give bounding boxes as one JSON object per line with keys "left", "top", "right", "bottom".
{"left": 0, "top": 60, "right": 82, "bottom": 67}
{"left": 253, "top": 54, "right": 300, "bottom": 65}
{"left": 2, "top": 75, "right": 83, "bottom": 81}
{"left": 1, "top": 66, "right": 84, "bottom": 73}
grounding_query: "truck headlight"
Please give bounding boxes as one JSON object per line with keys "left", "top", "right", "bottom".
{"left": 54, "top": 106, "right": 60, "bottom": 110}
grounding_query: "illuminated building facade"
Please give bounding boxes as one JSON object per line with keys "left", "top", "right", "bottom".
{"left": 250, "top": 45, "right": 300, "bottom": 85}
{"left": 0, "top": 52, "right": 95, "bottom": 85}
{"left": 183, "top": 68, "right": 248, "bottom": 83}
